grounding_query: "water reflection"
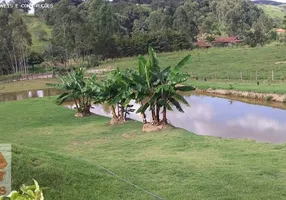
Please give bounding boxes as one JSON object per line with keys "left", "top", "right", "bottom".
{"left": 2, "top": 88, "right": 286, "bottom": 143}
{"left": 89, "top": 95, "right": 286, "bottom": 144}
{"left": 0, "top": 88, "right": 62, "bottom": 102}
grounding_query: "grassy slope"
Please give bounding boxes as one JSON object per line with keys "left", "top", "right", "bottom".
{"left": 0, "top": 98, "right": 286, "bottom": 199}
{"left": 23, "top": 15, "right": 52, "bottom": 53}
{"left": 2, "top": 46, "right": 286, "bottom": 94}
{"left": 99, "top": 45, "right": 286, "bottom": 94}
{"left": 0, "top": 79, "right": 59, "bottom": 93}
{"left": 100, "top": 46, "right": 286, "bottom": 80}
{"left": 258, "top": 4, "right": 285, "bottom": 19}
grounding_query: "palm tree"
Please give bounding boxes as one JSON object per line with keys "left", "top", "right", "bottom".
{"left": 47, "top": 68, "right": 101, "bottom": 117}
{"left": 100, "top": 69, "right": 133, "bottom": 122}
{"left": 136, "top": 47, "right": 195, "bottom": 125}
{"left": 158, "top": 54, "right": 196, "bottom": 124}
{"left": 134, "top": 47, "right": 162, "bottom": 123}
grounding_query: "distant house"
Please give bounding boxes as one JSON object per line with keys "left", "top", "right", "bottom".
{"left": 193, "top": 40, "right": 212, "bottom": 48}
{"left": 212, "top": 36, "right": 242, "bottom": 46}
{"left": 276, "top": 28, "right": 286, "bottom": 34}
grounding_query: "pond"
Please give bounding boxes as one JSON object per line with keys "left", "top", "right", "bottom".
{"left": 1, "top": 89, "right": 286, "bottom": 143}
{"left": 88, "top": 94, "right": 286, "bottom": 144}
{"left": 0, "top": 88, "right": 62, "bottom": 102}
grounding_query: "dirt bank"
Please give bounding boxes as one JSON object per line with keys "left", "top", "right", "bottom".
{"left": 197, "top": 88, "right": 286, "bottom": 103}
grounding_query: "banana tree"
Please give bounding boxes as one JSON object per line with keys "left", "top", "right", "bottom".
{"left": 136, "top": 48, "right": 195, "bottom": 125}
{"left": 47, "top": 68, "right": 102, "bottom": 117}
{"left": 159, "top": 54, "right": 195, "bottom": 123}
{"left": 100, "top": 69, "right": 133, "bottom": 122}
{"left": 120, "top": 69, "right": 149, "bottom": 123}
{"left": 134, "top": 47, "right": 162, "bottom": 123}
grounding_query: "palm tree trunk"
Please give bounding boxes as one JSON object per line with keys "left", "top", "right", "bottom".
{"left": 120, "top": 104, "right": 125, "bottom": 121}
{"left": 156, "top": 104, "right": 160, "bottom": 123}
{"left": 142, "top": 113, "right": 147, "bottom": 124}
{"left": 140, "top": 101, "right": 147, "bottom": 123}
{"left": 151, "top": 106, "right": 156, "bottom": 124}
{"left": 162, "top": 106, "right": 167, "bottom": 124}
{"left": 74, "top": 99, "right": 79, "bottom": 110}
{"left": 117, "top": 104, "right": 120, "bottom": 118}
{"left": 111, "top": 105, "right": 117, "bottom": 119}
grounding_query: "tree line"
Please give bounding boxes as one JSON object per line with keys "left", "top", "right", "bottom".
{"left": 0, "top": 0, "right": 275, "bottom": 75}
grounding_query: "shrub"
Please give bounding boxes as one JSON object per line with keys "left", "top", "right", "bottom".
{"left": 86, "top": 55, "right": 101, "bottom": 68}
{"left": 0, "top": 180, "right": 46, "bottom": 200}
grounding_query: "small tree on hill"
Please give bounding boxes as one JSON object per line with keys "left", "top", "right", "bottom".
{"left": 28, "top": 52, "right": 44, "bottom": 72}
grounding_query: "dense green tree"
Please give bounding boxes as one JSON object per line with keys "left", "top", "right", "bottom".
{"left": 28, "top": 52, "right": 44, "bottom": 71}
{"left": 133, "top": 16, "right": 149, "bottom": 33}
{"left": 0, "top": 7, "right": 32, "bottom": 75}
{"left": 173, "top": 5, "right": 198, "bottom": 40}
{"left": 116, "top": 4, "right": 151, "bottom": 35}
{"left": 148, "top": 8, "right": 167, "bottom": 32}
{"left": 88, "top": 0, "right": 119, "bottom": 59}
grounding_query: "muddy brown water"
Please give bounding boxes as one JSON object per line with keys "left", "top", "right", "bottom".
{"left": 1, "top": 89, "right": 286, "bottom": 144}
{"left": 0, "top": 88, "right": 62, "bottom": 102}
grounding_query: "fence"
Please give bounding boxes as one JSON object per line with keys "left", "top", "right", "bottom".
{"left": 0, "top": 68, "right": 116, "bottom": 84}
{"left": 3, "top": 69, "right": 284, "bottom": 84}
{"left": 189, "top": 69, "right": 286, "bottom": 82}
{"left": 0, "top": 73, "right": 54, "bottom": 84}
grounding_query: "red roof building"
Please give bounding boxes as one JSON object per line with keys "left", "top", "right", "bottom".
{"left": 193, "top": 40, "right": 212, "bottom": 48}
{"left": 212, "top": 36, "right": 242, "bottom": 44}
{"left": 276, "top": 28, "right": 286, "bottom": 34}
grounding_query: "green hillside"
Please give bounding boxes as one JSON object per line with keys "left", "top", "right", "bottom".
{"left": 23, "top": 15, "right": 52, "bottom": 53}
{"left": 257, "top": 4, "right": 285, "bottom": 20}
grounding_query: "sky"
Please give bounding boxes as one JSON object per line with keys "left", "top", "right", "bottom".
{"left": 26, "top": 0, "right": 286, "bottom": 6}
{"left": 10, "top": 0, "right": 286, "bottom": 14}
{"left": 267, "top": 0, "right": 286, "bottom": 2}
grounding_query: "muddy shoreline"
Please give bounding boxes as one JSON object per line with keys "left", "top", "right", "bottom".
{"left": 196, "top": 88, "right": 286, "bottom": 103}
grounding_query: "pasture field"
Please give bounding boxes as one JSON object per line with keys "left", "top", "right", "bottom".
{"left": 2, "top": 45, "right": 286, "bottom": 94}
{"left": 99, "top": 45, "right": 286, "bottom": 81}
{"left": 257, "top": 4, "right": 285, "bottom": 20}
{"left": 23, "top": 15, "right": 52, "bottom": 53}
{"left": 0, "top": 98, "right": 286, "bottom": 199}
{"left": 98, "top": 45, "right": 286, "bottom": 94}
{"left": 0, "top": 79, "right": 59, "bottom": 93}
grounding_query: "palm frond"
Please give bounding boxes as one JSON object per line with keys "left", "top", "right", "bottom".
{"left": 172, "top": 55, "right": 191, "bottom": 75}
{"left": 169, "top": 98, "right": 184, "bottom": 113}
{"left": 175, "top": 85, "right": 196, "bottom": 92}
{"left": 136, "top": 102, "right": 150, "bottom": 114}
{"left": 173, "top": 93, "right": 190, "bottom": 106}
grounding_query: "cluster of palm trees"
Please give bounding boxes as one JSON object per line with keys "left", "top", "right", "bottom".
{"left": 50, "top": 47, "right": 195, "bottom": 126}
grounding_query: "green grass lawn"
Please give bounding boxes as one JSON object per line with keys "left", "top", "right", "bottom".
{"left": 100, "top": 45, "right": 286, "bottom": 81}
{"left": 0, "top": 98, "right": 286, "bottom": 199}
{"left": 0, "top": 79, "right": 59, "bottom": 93}
{"left": 96, "top": 45, "right": 286, "bottom": 94}
{"left": 2, "top": 45, "right": 286, "bottom": 94}
{"left": 190, "top": 80, "right": 286, "bottom": 94}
